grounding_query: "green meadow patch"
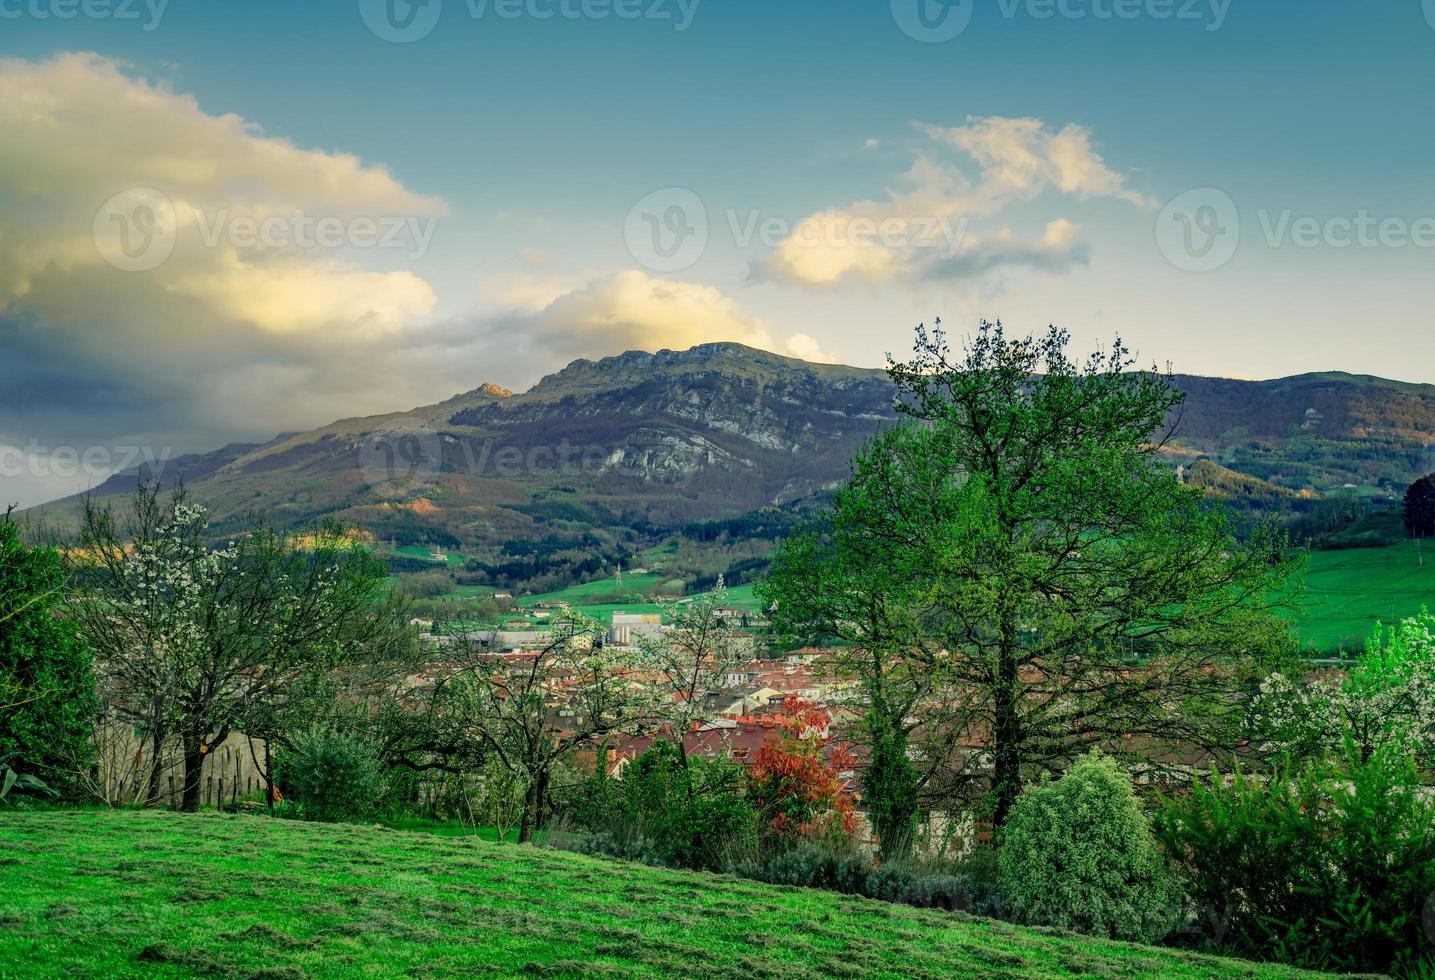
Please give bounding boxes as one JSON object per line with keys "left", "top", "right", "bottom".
{"left": 515, "top": 580, "right": 763, "bottom": 627}
{"left": 1299, "top": 541, "right": 1435, "bottom": 653}
{"left": 0, "top": 810, "right": 1327, "bottom": 978}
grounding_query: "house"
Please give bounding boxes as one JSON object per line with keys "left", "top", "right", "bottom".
{"left": 461, "top": 629, "right": 551, "bottom": 652}
{"left": 603, "top": 715, "right": 854, "bottom": 777}
{"left": 755, "top": 669, "right": 822, "bottom": 704}
{"left": 702, "top": 685, "right": 781, "bottom": 717}
{"left": 723, "top": 660, "right": 766, "bottom": 688}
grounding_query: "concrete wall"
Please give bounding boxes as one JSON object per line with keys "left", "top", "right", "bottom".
{"left": 88, "top": 722, "right": 269, "bottom": 809}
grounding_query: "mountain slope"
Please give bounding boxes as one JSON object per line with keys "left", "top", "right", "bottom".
{"left": 23, "top": 344, "right": 1435, "bottom": 593}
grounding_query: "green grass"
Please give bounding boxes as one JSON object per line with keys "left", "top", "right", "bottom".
{"left": 392, "top": 544, "right": 467, "bottom": 569}
{"left": 0, "top": 811, "right": 1324, "bottom": 979}
{"left": 522, "top": 573, "right": 674, "bottom": 606}
{"left": 377, "top": 816, "right": 529, "bottom": 842}
{"left": 513, "top": 579, "right": 763, "bottom": 627}
{"left": 1298, "top": 541, "right": 1435, "bottom": 653}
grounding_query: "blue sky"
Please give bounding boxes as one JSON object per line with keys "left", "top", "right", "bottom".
{"left": 2, "top": 1, "right": 1434, "bottom": 503}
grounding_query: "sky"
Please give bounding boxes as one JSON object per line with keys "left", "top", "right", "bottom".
{"left": 2, "top": 0, "right": 1434, "bottom": 506}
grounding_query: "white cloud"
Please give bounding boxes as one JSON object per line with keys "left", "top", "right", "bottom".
{"left": 755, "top": 115, "right": 1151, "bottom": 289}
{"left": 926, "top": 116, "right": 1156, "bottom": 208}
{"left": 0, "top": 52, "right": 444, "bottom": 337}
{"left": 0, "top": 53, "right": 459, "bottom": 458}
{"left": 0, "top": 53, "right": 438, "bottom": 213}
{"left": 520, "top": 270, "right": 837, "bottom": 362}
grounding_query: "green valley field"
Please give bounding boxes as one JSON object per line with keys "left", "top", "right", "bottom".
{"left": 0, "top": 811, "right": 1325, "bottom": 979}
{"left": 435, "top": 538, "right": 1435, "bottom": 652}
{"left": 1300, "top": 541, "right": 1435, "bottom": 652}
{"left": 515, "top": 580, "right": 763, "bottom": 626}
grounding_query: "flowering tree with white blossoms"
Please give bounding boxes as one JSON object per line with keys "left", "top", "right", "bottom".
{"left": 74, "top": 484, "right": 408, "bottom": 811}
{"left": 1252, "top": 610, "right": 1435, "bottom": 763}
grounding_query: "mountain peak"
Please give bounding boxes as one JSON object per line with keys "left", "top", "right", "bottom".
{"left": 476, "top": 383, "right": 513, "bottom": 398}
{"left": 526, "top": 342, "right": 870, "bottom": 399}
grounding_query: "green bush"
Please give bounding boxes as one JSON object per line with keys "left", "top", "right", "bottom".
{"left": 0, "top": 753, "right": 56, "bottom": 805}
{"left": 1155, "top": 745, "right": 1435, "bottom": 976}
{"left": 560, "top": 832, "right": 670, "bottom": 867}
{"left": 898, "top": 874, "right": 977, "bottom": 912}
{"left": 0, "top": 519, "right": 97, "bottom": 796}
{"left": 560, "top": 741, "right": 757, "bottom": 872}
{"left": 755, "top": 843, "right": 871, "bottom": 894}
{"left": 862, "top": 863, "right": 914, "bottom": 903}
{"left": 277, "top": 726, "right": 385, "bottom": 824}
{"left": 740, "top": 843, "right": 1005, "bottom": 918}
{"left": 998, "top": 752, "right": 1178, "bottom": 943}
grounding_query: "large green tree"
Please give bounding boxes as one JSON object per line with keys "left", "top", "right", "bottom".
{"left": 0, "top": 510, "right": 97, "bottom": 793}
{"left": 764, "top": 321, "right": 1300, "bottom": 830}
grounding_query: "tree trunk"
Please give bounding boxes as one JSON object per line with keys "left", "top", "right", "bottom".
{"left": 144, "top": 726, "right": 166, "bottom": 806}
{"left": 180, "top": 737, "right": 206, "bottom": 813}
{"left": 264, "top": 740, "right": 276, "bottom": 814}
{"left": 534, "top": 768, "right": 551, "bottom": 832}
{"left": 992, "top": 648, "right": 1021, "bottom": 829}
{"left": 517, "top": 779, "right": 538, "bottom": 844}
{"left": 247, "top": 736, "right": 275, "bottom": 815}
{"left": 867, "top": 713, "right": 917, "bottom": 860}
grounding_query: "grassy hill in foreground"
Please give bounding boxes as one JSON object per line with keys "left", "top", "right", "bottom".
{"left": 0, "top": 812, "right": 1325, "bottom": 979}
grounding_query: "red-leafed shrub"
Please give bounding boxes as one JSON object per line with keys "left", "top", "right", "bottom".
{"left": 747, "top": 701, "right": 858, "bottom": 849}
